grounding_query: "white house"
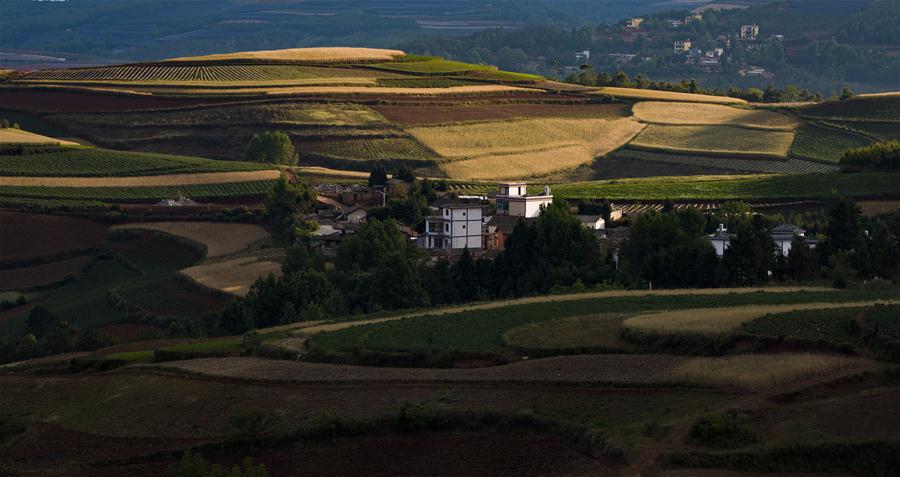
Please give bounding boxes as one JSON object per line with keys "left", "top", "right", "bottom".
{"left": 577, "top": 215, "right": 606, "bottom": 230}
{"left": 419, "top": 204, "right": 484, "bottom": 251}
{"left": 674, "top": 39, "right": 692, "bottom": 54}
{"left": 740, "top": 24, "right": 759, "bottom": 40}
{"left": 495, "top": 182, "right": 553, "bottom": 218}
{"left": 344, "top": 206, "right": 367, "bottom": 225}
{"left": 709, "top": 223, "right": 817, "bottom": 257}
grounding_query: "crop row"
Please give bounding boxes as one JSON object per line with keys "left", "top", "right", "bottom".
{"left": 0, "top": 180, "right": 276, "bottom": 201}
{"left": 0, "top": 148, "right": 269, "bottom": 177}
{"left": 613, "top": 149, "right": 837, "bottom": 174}
{"left": 302, "top": 137, "right": 438, "bottom": 161}
{"left": 552, "top": 172, "right": 900, "bottom": 201}
{"left": 23, "top": 65, "right": 352, "bottom": 82}
{"left": 788, "top": 125, "right": 872, "bottom": 163}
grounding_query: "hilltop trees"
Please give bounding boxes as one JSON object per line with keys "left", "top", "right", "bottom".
{"left": 840, "top": 141, "right": 900, "bottom": 171}
{"left": 246, "top": 131, "right": 298, "bottom": 165}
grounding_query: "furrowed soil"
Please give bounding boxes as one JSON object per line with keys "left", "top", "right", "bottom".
{"left": 372, "top": 103, "right": 630, "bottom": 126}
{"left": 0, "top": 169, "right": 280, "bottom": 187}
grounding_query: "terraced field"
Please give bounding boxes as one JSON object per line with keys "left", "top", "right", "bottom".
{"left": 590, "top": 87, "right": 747, "bottom": 105}
{"left": 0, "top": 148, "right": 272, "bottom": 176}
{"left": 0, "top": 180, "right": 276, "bottom": 203}
{"left": 631, "top": 102, "right": 799, "bottom": 130}
{"left": 21, "top": 65, "right": 397, "bottom": 82}
{"left": 552, "top": 172, "right": 900, "bottom": 201}
{"left": 0, "top": 128, "right": 79, "bottom": 146}
{"left": 630, "top": 125, "right": 795, "bottom": 158}
{"left": 611, "top": 149, "right": 837, "bottom": 174}
{"left": 789, "top": 124, "right": 872, "bottom": 162}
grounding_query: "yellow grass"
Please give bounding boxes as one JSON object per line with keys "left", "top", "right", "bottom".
{"left": 180, "top": 256, "right": 282, "bottom": 297}
{"left": 623, "top": 300, "right": 900, "bottom": 335}
{"left": 410, "top": 117, "right": 645, "bottom": 179}
{"left": 590, "top": 87, "right": 747, "bottom": 105}
{"left": 166, "top": 47, "right": 405, "bottom": 63}
{"left": 632, "top": 101, "right": 800, "bottom": 130}
{"left": 666, "top": 353, "right": 873, "bottom": 390}
{"left": 0, "top": 128, "right": 78, "bottom": 146}
{"left": 630, "top": 124, "right": 795, "bottom": 157}
{"left": 111, "top": 222, "right": 270, "bottom": 258}
{"left": 0, "top": 170, "right": 280, "bottom": 187}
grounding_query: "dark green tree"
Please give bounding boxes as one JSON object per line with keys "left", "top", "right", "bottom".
{"left": 368, "top": 164, "right": 389, "bottom": 187}
{"left": 245, "top": 131, "right": 298, "bottom": 165}
{"left": 786, "top": 235, "right": 818, "bottom": 281}
{"left": 723, "top": 216, "right": 775, "bottom": 285}
{"left": 262, "top": 176, "right": 314, "bottom": 241}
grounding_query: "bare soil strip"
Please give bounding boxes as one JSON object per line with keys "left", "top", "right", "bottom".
{"left": 0, "top": 170, "right": 280, "bottom": 187}
{"left": 111, "top": 222, "right": 270, "bottom": 258}
{"left": 155, "top": 355, "right": 687, "bottom": 385}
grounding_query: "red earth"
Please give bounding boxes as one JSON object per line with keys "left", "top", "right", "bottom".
{"left": 0, "top": 212, "right": 107, "bottom": 262}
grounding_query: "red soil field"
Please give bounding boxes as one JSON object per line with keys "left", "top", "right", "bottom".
{"left": 372, "top": 103, "right": 629, "bottom": 125}
{"left": 0, "top": 90, "right": 229, "bottom": 113}
{"left": 0, "top": 212, "right": 107, "bottom": 262}
{"left": 0, "top": 255, "right": 90, "bottom": 289}
{"left": 20, "top": 428, "right": 609, "bottom": 477}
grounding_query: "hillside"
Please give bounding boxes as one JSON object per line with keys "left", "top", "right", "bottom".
{"left": 5, "top": 47, "right": 890, "bottom": 186}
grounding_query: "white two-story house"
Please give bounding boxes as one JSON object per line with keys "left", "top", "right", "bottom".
{"left": 495, "top": 182, "right": 553, "bottom": 218}
{"left": 419, "top": 204, "right": 484, "bottom": 251}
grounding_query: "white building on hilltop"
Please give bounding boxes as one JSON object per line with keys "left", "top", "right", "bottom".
{"left": 495, "top": 182, "right": 553, "bottom": 218}
{"left": 419, "top": 204, "right": 484, "bottom": 251}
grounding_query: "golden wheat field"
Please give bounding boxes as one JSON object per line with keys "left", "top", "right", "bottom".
{"left": 591, "top": 87, "right": 747, "bottom": 105}
{"left": 0, "top": 170, "right": 280, "bottom": 187}
{"left": 180, "top": 256, "right": 282, "bottom": 297}
{"left": 410, "top": 117, "right": 644, "bottom": 179}
{"left": 666, "top": 353, "right": 874, "bottom": 389}
{"left": 622, "top": 300, "right": 900, "bottom": 335}
{"left": 0, "top": 128, "right": 79, "bottom": 146}
{"left": 630, "top": 124, "right": 795, "bottom": 157}
{"left": 165, "top": 47, "right": 406, "bottom": 63}
{"left": 111, "top": 222, "right": 270, "bottom": 258}
{"left": 632, "top": 101, "right": 800, "bottom": 130}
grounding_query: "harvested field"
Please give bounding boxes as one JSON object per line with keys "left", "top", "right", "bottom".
{"left": 409, "top": 117, "right": 644, "bottom": 179}
{"left": 622, "top": 300, "right": 900, "bottom": 335}
{"left": 0, "top": 127, "right": 79, "bottom": 145}
{"left": 160, "top": 354, "right": 686, "bottom": 385}
{"left": 0, "top": 169, "right": 280, "bottom": 186}
{"left": 591, "top": 87, "right": 747, "bottom": 105}
{"left": 632, "top": 102, "right": 800, "bottom": 130}
{"left": 372, "top": 103, "right": 630, "bottom": 126}
{"left": 180, "top": 255, "right": 282, "bottom": 297}
{"left": 111, "top": 222, "right": 270, "bottom": 258}
{"left": 165, "top": 47, "right": 405, "bottom": 64}
{"left": 21, "top": 65, "right": 399, "bottom": 83}
{"left": 666, "top": 353, "right": 874, "bottom": 390}
{"left": 630, "top": 125, "right": 795, "bottom": 157}
{"left": 0, "top": 212, "right": 106, "bottom": 262}
{"left": 0, "top": 256, "right": 90, "bottom": 290}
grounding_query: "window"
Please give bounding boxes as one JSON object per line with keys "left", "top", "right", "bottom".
{"left": 463, "top": 212, "right": 466, "bottom": 216}
{"left": 462, "top": 225, "right": 466, "bottom": 229}
{"left": 445, "top": 223, "right": 449, "bottom": 232}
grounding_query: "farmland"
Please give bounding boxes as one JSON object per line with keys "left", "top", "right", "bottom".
{"left": 164, "top": 47, "right": 405, "bottom": 64}
{"left": 552, "top": 172, "right": 900, "bottom": 201}
{"left": 630, "top": 125, "right": 795, "bottom": 158}
{"left": 0, "top": 256, "right": 90, "bottom": 290}
{"left": 22, "top": 65, "right": 398, "bottom": 83}
{"left": 0, "top": 211, "right": 107, "bottom": 262}
{"left": 590, "top": 87, "right": 747, "bottom": 104}
{"left": 372, "top": 103, "right": 630, "bottom": 126}
{"left": 789, "top": 124, "right": 873, "bottom": 162}
{"left": 631, "top": 101, "right": 799, "bottom": 130}
{"left": 610, "top": 148, "right": 837, "bottom": 174}
{"left": 0, "top": 128, "right": 79, "bottom": 146}
{"left": 0, "top": 180, "right": 276, "bottom": 203}
{"left": 111, "top": 222, "right": 271, "bottom": 258}
{"left": 180, "top": 255, "right": 283, "bottom": 297}
{"left": 0, "top": 147, "right": 272, "bottom": 177}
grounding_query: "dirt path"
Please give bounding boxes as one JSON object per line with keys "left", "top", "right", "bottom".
{"left": 267, "top": 287, "right": 831, "bottom": 336}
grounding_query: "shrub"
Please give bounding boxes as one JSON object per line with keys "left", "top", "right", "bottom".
{"left": 245, "top": 131, "right": 298, "bottom": 165}
{"left": 688, "top": 412, "right": 759, "bottom": 449}
{"left": 840, "top": 140, "right": 900, "bottom": 171}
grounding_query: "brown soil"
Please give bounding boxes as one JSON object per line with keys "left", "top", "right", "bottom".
{"left": 97, "top": 323, "right": 164, "bottom": 343}
{"left": 0, "top": 90, "right": 230, "bottom": 113}
{"left": 0, "top": 255, "right": 90, "bottom": 289}
{"left": 158, "top": 355, "right": 686, "bottom": 385}
{"left": 0, "top": 212, "right": 107, "bottom": 262}
{"left": 372, "top": 103, "right": 629, "bottom": 126}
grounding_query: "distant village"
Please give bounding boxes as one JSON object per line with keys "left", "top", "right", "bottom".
{"left": 562, "top": 10, "right": 781, "bottom": 81}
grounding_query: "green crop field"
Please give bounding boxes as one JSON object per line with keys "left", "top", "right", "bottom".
{"left": 789, "top": 125, "right": 872, "bottom": 163}
{"left": 798, "top": 95, "right": 900, "bottom": 122}
{"left": 21, "top": 65, "right": 393, "bottom": 82}
{"left": 309, "top": 290, "right": 892, "bottom": 357}
{"left": 302, "top": 137, "right": 438, "bottom": 161}
{"left": 552, "top": 172, "right": 900, "bottom": 200}
{"left": 0, "top": 180, "right": 276, "bottom": 202}
{"left": 376, "top": 77, "right": 475, "bottom": 88}
{"left": 829, "top": 121, "right": 900, "bottom": 141}
{"left": 630, "top": 125, "right": 795, "bottom": 158}
{"left": 0, "top": 148, "right": 271, "bottom": 177}
{"left": 743, "top": 304, "right": 900, "bottom": 344}
{"left": 372, "top": 59, "right": 495, "bottom": 75}
{"left": 612, "top": 148, "right": 836, "bottom": 174}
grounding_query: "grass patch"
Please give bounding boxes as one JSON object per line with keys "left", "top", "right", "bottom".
{"left": 790, "top": 125, "right": 872, "bottom": 163}
{"left": 665, "top": 353, "right": 869, "bottom": 389}
{"left": 630, "top": 124, "right": 794, "bottom": 158}
{"left": 502, "top": 313, "right": 634, "bottom": 353}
